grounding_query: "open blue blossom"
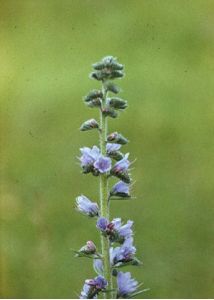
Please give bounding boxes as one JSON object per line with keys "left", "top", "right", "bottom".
{"left": 97, "top": 217, "right": 133, "bottom": 243}
{"left": 93, "top": 259, "right": 104, "bottom": 275}
{"left": 112, "top": 218, "right": 133, "bottom": 240}
{"left": 110, "top": 237, "right": 136, "bottom": 266}
{"left": 117, "top": 271, "right": 138, "bottom": 298}
{"left": 93, "top": 155, "right": 112, "bottom": 173}
{"left": 110, "top": 181, "right": 130, "bottom": 198}
{"left": 106, "top": 143, "right": 121, "bottom": 153}
{"left": 80, "top": 275, "right": 107, "bottom": 299}
{"left": 79, "top": 146, "right": 100, "bottom": 173}
{"left": 76, "top": 195, "right": 99, "bottom": 217}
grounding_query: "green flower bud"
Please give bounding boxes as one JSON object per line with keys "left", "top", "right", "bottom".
{"left": 92, "top": 62, "right": 106, "bottom": 70}
{"left": 80, "top": 119, "right": 99, "bottom": 131}
{"left": 112, "top": 269, "right": 118, "bottom": 277}
{"left": 84, "top": 90, "right": 103, "bottom": 102}
{"left": 108, "top": 151, "right": 124, "bottom": 161}
{"left": 105, "top": 81, "right": 120, "bottom": 94}
{"left": 102, "top": 108, "right": 118, "bottom": 118}
{"left": 110, "top": 170, "right": 131, "bottom": 184}
{"left": 107, "top": 97, "right": 128, "bottom": 110}
{"left": 107, "top": 132, "right": 128, "bottom": 144}
{"left": 90, "top": 71, "right": 106, "bottom": 81}
{"left": 108, "top": 70, "right": 124, "bottom": 79}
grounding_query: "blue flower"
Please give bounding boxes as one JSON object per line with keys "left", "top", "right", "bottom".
{"left": 80, "top": 275, "right": 107, "bottom": 299}
{"left": 96, "top": 217, "right": 109, "bottom": 231}
{"left": 80, "top": 283, "right": 93, "bottom": 299}
{"left": 79, "top": 146, "right": 100, "bottom": 173}
{"left": 117, "top": 271, "right": 138, "bottom": 298}
{"left": 93, "top": 155, "right": 112, "bottom": 173}
{"left": 112, "top": 218, "right": 133, "bottom": 240}
{"left": 110, "top": 181, "right": 130, "bottom": 198}
{"left": 93, "top": 259, "right": 104, "bottom": 275}
{"left": 110, "top": 237, "right": 136, "bottom": 266}
{"left": 97, "top": 217, "right": 133, "bottom": 243}
{"left": 106, "top": 143, "right": 121, "bottom": 153}
{"left": 76, "top": 195, "right": 99, "bottom": 217}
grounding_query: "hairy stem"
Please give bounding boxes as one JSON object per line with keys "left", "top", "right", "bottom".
{"left": 99, "top": 84, "right": 113, "bottom": 298}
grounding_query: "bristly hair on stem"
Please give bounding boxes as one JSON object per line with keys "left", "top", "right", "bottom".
{"left": 73, "top": 56, "right": 147, "bottom": 299}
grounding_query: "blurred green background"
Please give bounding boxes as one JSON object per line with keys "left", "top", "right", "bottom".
{"left": 1, "top": 0, "right": 214, "bottom": 298}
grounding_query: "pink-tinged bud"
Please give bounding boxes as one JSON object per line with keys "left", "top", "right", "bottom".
{"left": 79, "top": 240, "right": 96, "bottom": 255}
{"left": 86, "top": 241, "right": 96, "bottom": 253}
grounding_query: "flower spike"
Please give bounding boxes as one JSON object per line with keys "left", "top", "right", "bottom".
{"left": 74, "top": 56, "right": 146, "bottom": 299}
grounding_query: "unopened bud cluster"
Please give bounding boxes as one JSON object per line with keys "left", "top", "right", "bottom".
{"left": 73, "top": 56, "right": 146, "bottom": 298}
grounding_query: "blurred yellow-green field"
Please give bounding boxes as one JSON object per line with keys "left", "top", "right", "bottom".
{"left": 1, "top": 0, "right": 214, "bottom": 298}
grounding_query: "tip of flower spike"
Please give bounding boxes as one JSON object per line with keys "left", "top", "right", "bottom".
{"left": 90, "top": 56, "right": 124, "bottom": 81}
{"left": 92, "top": 56, "right": 124, "bottom": 71}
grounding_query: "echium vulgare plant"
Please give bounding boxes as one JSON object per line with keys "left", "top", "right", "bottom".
{"left": 74, "top": 56, "right": 147, "bottom": 299}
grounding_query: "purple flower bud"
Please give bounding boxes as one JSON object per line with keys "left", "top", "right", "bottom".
{"left": 113, "top": 153, "right": 130, "bottom": 172}
{"left": 86, "top": 241, "right": 96, "bottom": 252}
{"left": 117, "top": 271, "right": 138, "bottom": 298}
{"left": 96, "top": 217, "right": 109, "bottom": 231}
{"left": 93, "top": 155, "right": 112, "bottom": 173}
{"left": 106, "top": 143, "right": 123, "bottom": 161}
{"left": 93, "top": 259, "right": 104, "bottom": 275}
{"left": 110, "top": 181, "right": 130, "bottom": 198}
{"left": 106, "top": 143, "right": 121, "bottom": 153}
{"left": 76, "top": 195, "right": 99, "bottom": 217}
{"left": 110, "top": 237, "right": 136, "bottom": 266}
{"left": 110, "top": 154, "right": 131, "bottom": 183}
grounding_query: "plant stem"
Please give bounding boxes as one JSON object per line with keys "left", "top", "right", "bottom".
{"left": 99, "top": 84, "right": 113, "bottom": 298}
